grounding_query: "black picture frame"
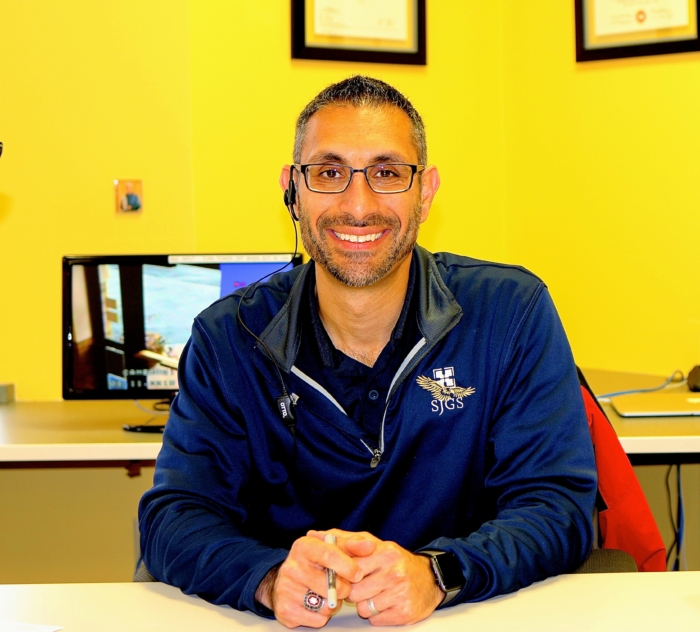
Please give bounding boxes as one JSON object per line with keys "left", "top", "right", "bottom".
{"left": 576, "top": 0, "right": 700, "bottom": 62}
{"left": 292, "top": 0, "right": 426, "bottom": 65}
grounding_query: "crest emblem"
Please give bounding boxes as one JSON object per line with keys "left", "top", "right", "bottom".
{"left": 416, "top": 367, "right": 475, "bottom": 403}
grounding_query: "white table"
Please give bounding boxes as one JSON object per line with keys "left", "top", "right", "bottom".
{"left": 0, "top": 400, "right": 162, "bottom": 465}
{"left": 585, "top": 369, "right": 700, "bottom": 463}
{"left": 2, "top": 370, "right": 700, "bottom": 466}
{"left": 0, "top": 573, "right": 698, "bottom": 631}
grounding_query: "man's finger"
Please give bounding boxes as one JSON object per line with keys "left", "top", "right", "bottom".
{"left": 291, "top": 535, "right": 363, "bottom": 582}
{"left": 346, "top": 571, "right": 384, "bottom": 604}
{"left": 273, "top": 574, "right": 340, "bottom": 627}
{"left": 345, "top": 535, "right": 377, "bottom": 558}
{"left": 274, "top": 597, "right": 332, "bottom": 629}
{"left": 357, "top": 594, "right": 385, "bottom": 620}
{"left": 308, "top": 529, "right": 379, "bottom": 548}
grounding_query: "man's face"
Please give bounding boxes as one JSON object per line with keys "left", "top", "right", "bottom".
{"left": 291, "top": 105, "right": 432, "bottom": 288}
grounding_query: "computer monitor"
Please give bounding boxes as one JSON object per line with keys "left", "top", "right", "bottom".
{"left": 62, "top": 253, "right": 302, "bottom": 400}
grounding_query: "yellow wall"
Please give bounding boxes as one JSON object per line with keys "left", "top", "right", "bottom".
{"left": 1, "top": 1, "right": 698, "bottom": 400}
{"left": 0, "top": 1, "right": 195, "bottom": 399}
{"left": 501, "top": 3, "right": 700, "bottom": 377}
{"left": 187, "top": 2, "right": 507, "bottom": 259}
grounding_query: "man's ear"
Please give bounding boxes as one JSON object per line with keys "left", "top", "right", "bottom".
{"left": 419, "top": 165, "right": 440, "bottom": 223}
{"left": 280, "top": 165, "right": 292, "bottom": 192}
{"left": 280, "top": 165, "right": 299, "bottom": 221}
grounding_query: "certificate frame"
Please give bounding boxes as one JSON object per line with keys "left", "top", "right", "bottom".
{"left": 291, "top": 0, "right": 426, "bottom": 65}
{"left": 576, "top": 0, "right": 700, "bottom": 62}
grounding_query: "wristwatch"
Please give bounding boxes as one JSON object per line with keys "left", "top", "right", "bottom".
{"left": 418, "top": 550, "right": 464, "bottom": 606}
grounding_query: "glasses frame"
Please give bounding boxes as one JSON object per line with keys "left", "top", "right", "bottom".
{"left": 294, "top": 163, "right": 425, "bottom": 194}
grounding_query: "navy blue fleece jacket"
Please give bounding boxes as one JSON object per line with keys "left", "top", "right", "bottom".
{"left": 139, "top": 246, "right": 596, "bottom": 615}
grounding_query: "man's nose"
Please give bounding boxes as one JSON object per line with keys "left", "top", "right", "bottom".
{"left": 339, "top": 170, "right": 378, "bottom": 217}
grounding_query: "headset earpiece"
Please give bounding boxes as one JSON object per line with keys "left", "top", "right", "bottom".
{"left": 284, "top": 169, "right": 299, "bottom": 221}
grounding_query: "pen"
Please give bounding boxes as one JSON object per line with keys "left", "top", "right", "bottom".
{"left": 324, "top": 533, "right": 337, "bottom": 608}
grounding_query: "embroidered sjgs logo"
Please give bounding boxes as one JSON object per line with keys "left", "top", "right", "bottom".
{"left": 416, "top": 367, "right": 475, "bottom": 416}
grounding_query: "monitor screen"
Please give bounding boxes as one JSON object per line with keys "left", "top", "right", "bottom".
{"left": 62, "top": 253, "right": 303, "bottom": 400}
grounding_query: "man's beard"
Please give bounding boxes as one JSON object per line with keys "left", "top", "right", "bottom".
{"left": 298, "top": 201, "right": 422, "bottom": 288}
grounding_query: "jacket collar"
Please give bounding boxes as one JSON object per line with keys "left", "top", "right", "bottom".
{"left": 257, "top": 245, "right": 462, "bottom": 373}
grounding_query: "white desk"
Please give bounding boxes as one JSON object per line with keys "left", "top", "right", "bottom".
{"left": 0, "top": 573, "right": 698, "bottom": 631}
{"left": 584, "top": 368, "right": 700, "bottom": 463}
{"left": 0, "top": 400, "right": 162, "bottom": 463}
{"left": 2, "top": 371, "right": 700, "bottom": 466}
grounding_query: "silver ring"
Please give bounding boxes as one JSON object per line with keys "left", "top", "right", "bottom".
{"left": 367, "top": 597, "right": 380, "bottom": 617}
{"left": 303, "top": 590, "right": 325, "bottom": 613}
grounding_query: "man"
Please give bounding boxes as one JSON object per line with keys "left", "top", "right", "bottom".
{"left": 139, "top": 76, "right": 596, "bottom": 628}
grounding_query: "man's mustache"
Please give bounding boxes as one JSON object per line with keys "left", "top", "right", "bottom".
{"left": 316, "top": 213, "right": 399, "bottom": 230}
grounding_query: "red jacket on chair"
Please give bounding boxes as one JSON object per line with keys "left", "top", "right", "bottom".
{"left": 579, "top": 384, "right": 666, "bottom": 572}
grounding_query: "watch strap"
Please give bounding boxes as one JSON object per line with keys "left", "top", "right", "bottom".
{"left": 418, "top": 549, "right": 464, "bottom": 606}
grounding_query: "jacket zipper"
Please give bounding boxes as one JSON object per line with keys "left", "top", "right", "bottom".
{"left": 361, "top": 338, "right": 428, "bottom": 469}
{"left": 361, "top": 439, "right": 383, "bottom": 468}
{"left": 293, "top": 337, "right": 428, "bottom": 469}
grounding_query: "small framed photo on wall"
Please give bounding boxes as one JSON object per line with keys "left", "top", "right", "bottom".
{"left": 114, "top": 179, "right": 143, "bottom": 214}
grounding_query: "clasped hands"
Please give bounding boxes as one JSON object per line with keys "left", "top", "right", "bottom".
{"left": 256, "top": 528, "right": 444, "bottom": 628}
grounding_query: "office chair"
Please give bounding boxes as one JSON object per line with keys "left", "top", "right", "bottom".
{"left": 134, "top": 558, "right": 157, "bottom": 582}
{"left": 572, "top": 368, "right": 666, "bottom": 573}
{"left": 574, "top": 548, "right": 638, "bottom": 573}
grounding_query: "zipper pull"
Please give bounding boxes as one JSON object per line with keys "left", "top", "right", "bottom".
{"left": 370, "top": 449, "right": 382, "bottom": 468}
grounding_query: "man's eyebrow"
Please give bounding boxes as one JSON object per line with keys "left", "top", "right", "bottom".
{"left": 372, "top": 154, "right": 407, "bottom": 164}
{"left": 307, "top": 152, "right": 345, "bottom": 164}
{"left": 306, "top": 152, "right": 410, "bottom": 165}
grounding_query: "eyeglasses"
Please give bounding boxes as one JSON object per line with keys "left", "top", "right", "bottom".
{"left": 295, "top": 163, "right": 425, "bottom": 194}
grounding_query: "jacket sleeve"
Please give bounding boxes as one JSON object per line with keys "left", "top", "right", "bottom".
{"left": 138, "top": 319, "right": 287, "bottom": 617}
{"left": 421, "top": 286, "right": 597, "bottom": 605}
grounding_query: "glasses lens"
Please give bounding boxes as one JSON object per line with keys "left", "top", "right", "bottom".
{"left": 302, "top": 163, "right": 416, "bottom": 193}
{"left": 305, "top": 164, "right": 351, "bottom": 192}
{"left": 366, "top": 164, "right": 413, "bottom": 192}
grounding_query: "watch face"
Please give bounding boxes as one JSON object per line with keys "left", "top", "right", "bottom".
{"left": 434, "top": 552, "right": 463, "bottom": 592}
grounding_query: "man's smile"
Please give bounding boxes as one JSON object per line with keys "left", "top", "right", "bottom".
{"left": 331, "top": 230, "right": 385, "bottom": 244}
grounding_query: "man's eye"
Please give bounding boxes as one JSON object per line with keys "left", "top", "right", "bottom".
{"left": 372, "top": 167, "right": 400, "bottom": 179}
{"left": 318, "top": 168, "right": 343, "bottom": 179}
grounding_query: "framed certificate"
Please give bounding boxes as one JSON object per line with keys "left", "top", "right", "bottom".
{"left": 576, "top": 0, "right": 700, "bottom": 61}
{"left": 291, "top": 0, "right": 426, "bottom": 65}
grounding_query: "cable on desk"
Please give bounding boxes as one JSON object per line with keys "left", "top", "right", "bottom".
{"left": 596, "top": 369, "right": 686, "bottom": 400}
{"left": 132, "top": 399, "right": 170, "bottom": 416}
{"left": 123, "top": 400, "right": 169, "bottom": 433}
{"left": 665, "top": 464, "right": 685, "bottom": 571}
